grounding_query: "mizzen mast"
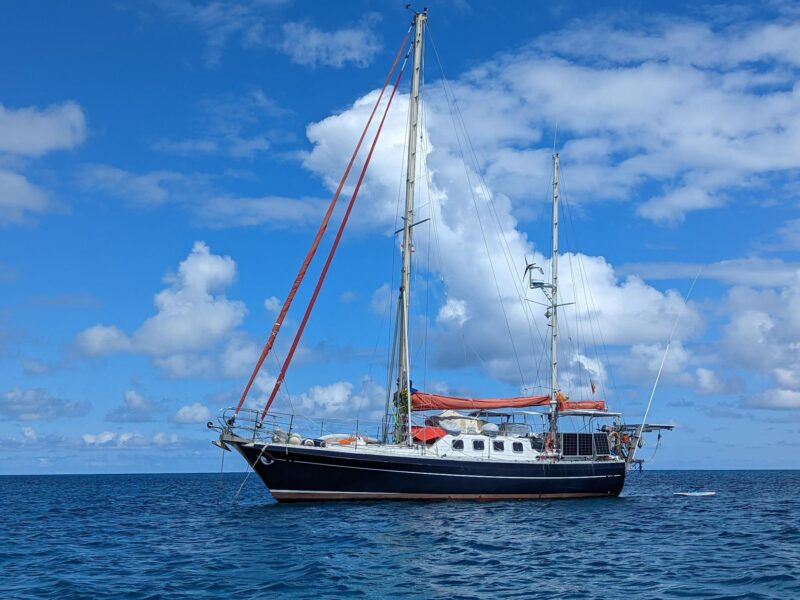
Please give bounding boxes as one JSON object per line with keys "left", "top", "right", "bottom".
{"left": 548, "top": 152, "right": 561, "bottom": 448}
{"left": 395, "top": 9, "right": 426, "bottom": 445}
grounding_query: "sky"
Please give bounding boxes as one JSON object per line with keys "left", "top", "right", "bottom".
{"left": 1, "top": 0, "right": 799, "bottom": 474}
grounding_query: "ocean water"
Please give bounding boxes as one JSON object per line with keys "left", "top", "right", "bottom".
{"left": 1, "top": 470, "right": 798, "bottom": 599}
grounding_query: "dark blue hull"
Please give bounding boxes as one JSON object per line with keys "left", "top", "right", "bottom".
{"left": 232, "top": 442, "right": 626, "bottom": 501}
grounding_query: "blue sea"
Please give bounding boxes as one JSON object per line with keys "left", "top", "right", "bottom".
{"left": 2, "top": 470, "right": 798, "bottom": 599}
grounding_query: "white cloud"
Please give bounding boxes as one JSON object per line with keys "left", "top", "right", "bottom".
{"left": 0, "top": 101, "right": 83, "bottom": 225}
{"left": 77, "top": 325, "right": 131, "bottom": 355}
{"left": 106, "top": 390, "right": 156, "bottom": 423}
{"left": 290, "top": 377, "right": 385, "bottom": 420}
{"left": 637, "top": 187, "right": 724, "bottom": 225}
{"left": 743, "top": 389, "right": 800, "bottom": 410}
{"left": 0, "top": 101, "right": 86, "bottom": 156}
{"left": 219, "top": 336, "right": 259, "bottom": 378}
{"left": 619, "top": 341, "right": 695, "bottom": 387}
{"left": 0, "top": 387, "right": 91, "bottom": 421}
{"left": 0, "top": 170, "right": 52, "bottom": 225}
{"left": 76, "top": 242, "right": 249, "bottom": 378}
{"left": 81, "top": 431, "right": 179, "bottom": 447}
{"left": 21, "top": 427, "right": 38, "bottom": 444}
{"left": 719, "top": 275, "right": 800, "bottom": 408}
{"left": 173, "top": 403, "right": 213, "bottom": 424}
{"left": 133, "top": 241, "right": 244, "bottom": 355}
{"left": 771, "top": 218, "right": 800, "bottom": 251}
{"left": 384, "top": 15, "right": 800, "bottom": 225}
{"left": 278, "top": 16, "right": 382, "bottom": 68}
{"left": 264, "top": 296, "right": 281, "bottom": 313}
{"left": 300, "top": 75, "right": 704, "bottom": 389}
{"left": 437, "top": 298, "right": 469, "bottom": 326}
{"left": 695, "top": 368, "right": 723, "bottom": 395}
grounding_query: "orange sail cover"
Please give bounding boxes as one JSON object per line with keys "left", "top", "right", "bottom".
{"left": 559, "top": 400, "right": 606, "bottom": 411}
{"left": 411, "top": 391, "right": 551, "bottom": 411}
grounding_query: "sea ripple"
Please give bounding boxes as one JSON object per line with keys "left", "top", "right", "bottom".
{"left": 1, "top": 470, "right": 799, "bottom": 599}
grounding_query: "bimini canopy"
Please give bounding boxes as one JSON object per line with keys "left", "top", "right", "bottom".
{"left": 411, "top": 391, "right": 551, "bottom": 411}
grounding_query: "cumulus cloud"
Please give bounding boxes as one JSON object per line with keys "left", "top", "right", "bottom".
{"left": 300, "top": 67, "right": 705, "bottom": 390}
{"left": 76, "top": 242, "right": 251, "bottom": 378}
{"left": 172, "top": 403, "right": 213, "bottom": 424}
{"left": 106, "top": 390, "right": 156, "bottom": 423}
{"left": 349, "top": 14, "right": 800, "bottom": 226}
{"left": 0, "top": 387, "right": 91, "bottom": 421}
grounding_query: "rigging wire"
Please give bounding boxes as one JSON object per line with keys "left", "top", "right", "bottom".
{"left": 234, "top": 27, "right": 413, "bottom": 416}
{"left": 631, "top": 268, "right": 701, "bottom": 464}
{"left": 426, "top": 26, "right": 527, "bottom": 390}
{"left": 260, "top": 43, "right": 413, "bottom": 423}
{"left": 426, "top": 26, "right": 545, "bottom": 372}
{"left": 559, "top": 162, "right": 619, "bottom": 403}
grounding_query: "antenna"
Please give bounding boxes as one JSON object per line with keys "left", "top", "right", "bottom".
{"left": 553, "top": 119, "right": 559, "bottom": 155}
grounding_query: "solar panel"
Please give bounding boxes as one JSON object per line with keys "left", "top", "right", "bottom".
{"left": 561, "top": 433, "right": 578, "bottom": 456}
{"left": 593, "top": 433, "right": 610, "bottom": 455}
{"left": 561, "top": 433, "right": 610, "bottom": 456}
{"left": 578, "top": 433, "right": 593, "bottom": 455}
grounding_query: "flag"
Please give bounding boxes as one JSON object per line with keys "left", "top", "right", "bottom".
{"left": 590, "top": 380, "right": 596, "bottom": 395}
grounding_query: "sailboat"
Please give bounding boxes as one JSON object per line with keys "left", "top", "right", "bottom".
{"left": 209, "top": 10, "right": 673, "bottom": 501}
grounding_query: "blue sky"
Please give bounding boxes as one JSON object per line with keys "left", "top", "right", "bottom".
{"left": 2, "top": 0, "right": 799, "bottom": 473}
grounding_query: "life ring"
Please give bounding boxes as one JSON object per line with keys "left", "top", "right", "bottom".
{"left": 609, "top": 431, "right": 619, "bottom": 446}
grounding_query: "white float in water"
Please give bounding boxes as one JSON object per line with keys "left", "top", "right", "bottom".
{"left": 673, "top": 491, "right": 716, "bottom": 497}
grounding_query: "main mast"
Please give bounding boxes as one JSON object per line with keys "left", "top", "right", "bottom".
{"left": 395, "top": 9, "right": 426, "bottom": 445}
{"left": 548, "top": 153, "right": 560, "bottom": 448}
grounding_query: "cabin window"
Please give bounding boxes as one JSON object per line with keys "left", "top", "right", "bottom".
{"left": 493, "top": 441, "right": 505, "bottom": 452}
{"left": 512, "top": 442, "right": 524, "bottom": 453}
{"left": 452, "top": 439, "right": 464, "bottom": 450}
{"left": 472, "top": 440, "right": 485, "bottom": 451}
